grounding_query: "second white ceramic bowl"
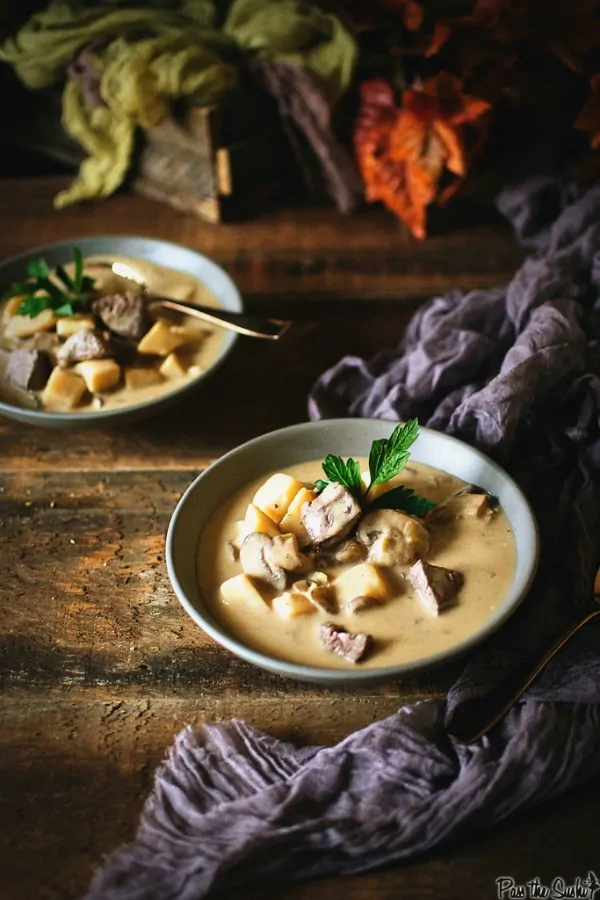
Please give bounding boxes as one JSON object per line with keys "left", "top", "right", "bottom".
{"left": 166, "top": 419, "right": 539, "bottom": 684}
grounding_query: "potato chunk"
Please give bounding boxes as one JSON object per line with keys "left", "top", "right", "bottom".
{"left": 220, "top": 574, "right": 269, "bottom": 610}
{"left": 243, "top": 504, "right": 280, "bottom": 538}
{"left": 272, "top": 591, "right": 316, "bottom": 620}
{"left": 334, "top": 563, "right": 389, "bottom": 607}
{"left": 252, "top": 473, "right": 304, "bottom": 524}
{"left": 279, "top": 487, "right": 316, "bottom": 544}
{"left": 137, "top": 320, "right": 193, "bottom": 356}
{"left": 124, "top": 367, "right": 163, "bottom": 390}
{"left": 41, "top": 366, "right": 86, "bottom": 411}
{"left": 56, "top": 316, "right": 96, "bottom": 337}
{"left": 75, "top": 359, "right": 121, "bottom": 393}
{"left": 159, "top": 352, "right": 187, "bottom": 379}
{"left": 5, "top": 308, "right": 56, "bottom": 339}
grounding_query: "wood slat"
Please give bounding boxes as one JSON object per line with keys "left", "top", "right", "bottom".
{"left": 0, "top": 178, "right": 524, "bottom": 301}
{"left": 1, "top": 696, "right": 599, "bottom": 900}
{"left": 0, "top": 469, "right": 458, "bottom": 700}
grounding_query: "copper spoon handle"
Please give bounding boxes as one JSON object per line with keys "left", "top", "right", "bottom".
{"left": 155, "top": 298, "right": 291, "bottom": 341}
{"left": 457, "top": 606, "right": 600, "bottom": 744}
{"left": 92, "top": 260, "right": 291, "bottom": 340}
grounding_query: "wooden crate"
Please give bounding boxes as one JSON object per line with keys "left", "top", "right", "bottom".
{"left": 7, "top": 81, "right": 293, "bottom": 222}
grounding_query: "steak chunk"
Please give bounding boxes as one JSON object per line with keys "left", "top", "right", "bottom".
{"left": 5, "top": 348, "right": 51, "bottom": 391}
{"left": 57, "top": 329, "right": 112, "bottom": 365}
{"left": 93, "top": 291, "right": 150, "bottom": 341}
{"left": 406, "top": 559, "right": 464, "bottom": 615}
{"left": 319, "top": 622, "right": 372, "bottom": 663}
{"left": 301, "top": 482, "right": 361, "bottom": 548}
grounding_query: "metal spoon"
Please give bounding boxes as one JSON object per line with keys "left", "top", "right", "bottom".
{"left": 94, "top": 261, "right": 291, "bottom": 341}
{"left": 449, "top": 572, "right": 600, "bottom": 744}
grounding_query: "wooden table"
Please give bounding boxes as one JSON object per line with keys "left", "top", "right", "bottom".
{"left": 1, "top": 177, "right": 599, "bottom": 900}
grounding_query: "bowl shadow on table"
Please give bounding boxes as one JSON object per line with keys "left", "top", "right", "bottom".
{"left": 0, "top": 631, "right": 466, "bottom": 736}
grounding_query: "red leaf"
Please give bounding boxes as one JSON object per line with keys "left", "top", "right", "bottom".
{"left": 354, "top": 74, "right": 491, "bottom": 239}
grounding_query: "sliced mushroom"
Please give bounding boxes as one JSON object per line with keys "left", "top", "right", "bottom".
{"left": 289, "top": 572, "right": 337, "bottom": 613}
{"left": 239, "top": 533, "right": 286, "bottom": 591}
{"left": 226, "top": 541, "right": 239, "bottom": 563}
{"left": 357, "top": 510, "right": 430, "bottom": 566}
{"left": 344, "top": 594, "right": 383, "bottom": 614}
{"left": 301, "top": 482, "right": 361, "bottom": 548}
{"left": 426, "top": 486, "right": 497, "bottom": 524}
{"left": 319, "top": 538, "right": 366, "bottom": 566}
{"left": 270, "top": 533, "right": 313, "bottom": 573}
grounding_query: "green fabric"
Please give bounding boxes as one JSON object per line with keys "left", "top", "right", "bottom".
{"left": 0, "top": 0, "right": 356, "bottom": 208}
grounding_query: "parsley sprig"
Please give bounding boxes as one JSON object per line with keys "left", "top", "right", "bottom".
{"left": 5, "top": 248, "right": 95, "bottom": 318}
{"left": 315, "top": 419, "right": 436, "bottom": 518}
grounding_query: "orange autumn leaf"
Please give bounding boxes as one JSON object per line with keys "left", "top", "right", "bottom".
{"left": 354, "top": 75, "right": 491, "bottom": 239}
{"left": 425, "top": 22, "right": 452, "bottom": 57}
{"left": 575, "top": 74, "right": 600, "bottom": 149}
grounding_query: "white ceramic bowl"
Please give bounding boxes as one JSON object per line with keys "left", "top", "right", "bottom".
{"left": 0, "top": 236, "right": 242, "bottom": 428}
{"left": 166, "top": 419, "right": 539, "bottom": 684}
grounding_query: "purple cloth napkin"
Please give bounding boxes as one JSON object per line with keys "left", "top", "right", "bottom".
{"left": 85, "top": 182, "right": 600, "bottom": 900}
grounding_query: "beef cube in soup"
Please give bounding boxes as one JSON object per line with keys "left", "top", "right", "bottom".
{"left": 93, "top": 291, "right": 150, "bottom": 341}
{"left": 406, "top": 559, "right": 463, "bottom": 615}
{"left": 301, "top": 482, "right": 361, "bottom": 547}
{"left": 319, "top": 622, "right": 373, "bottom": 663}
{"left": 57, "top": 329, "right": 112, "bottom": 366}
{"left": 5, "top": 348, "right": 51, "bottom": 391}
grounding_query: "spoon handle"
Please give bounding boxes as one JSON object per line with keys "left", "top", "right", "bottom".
{"left": 157, "top": 299, "right": 291, "bottom": 341}
{"left": 450, "top": 607, "right": 600, "bottom": 744}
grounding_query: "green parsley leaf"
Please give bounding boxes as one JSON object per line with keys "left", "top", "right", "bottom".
{"left": 55, "top": 301, "right": 77, "bottom": 317}
{"left": 368, "top": 418, "right": 420, "bottom": 488}
{"left": 5, "top": 247, "right": 95, "bottom": 318}
{"left": 367, "top": 486, "right": 435, "bottom": 517}
{"left": 17, "top": 294, "right": 53, "bottom": 318}
{"left": 73, "top": 247, "right": 84, "bottom": 292}
{"left": 321, "top": 454, "right": 363, "bottom": 501}
{"left": 314, "top": 479, "right": 330, "bottom": 494}
{"left": 3, "top": 281, "right": 32, "bottom": 300}
{"left": 26, "top": 258, "right": 50, "bottom": 280}
{"left": 54, "top": 264, "right": 74, "bottom": 292}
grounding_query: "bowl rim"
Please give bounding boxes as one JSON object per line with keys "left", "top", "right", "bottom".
{"left": 166, "top": 418, "right": 540, "bottom": 683}
{"left": 0, "top": 235, "right": 242, "bottom": 424}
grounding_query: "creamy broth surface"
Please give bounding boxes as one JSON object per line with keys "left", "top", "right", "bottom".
{"left": 0, "top": 254, "right": 227, "bottom": 412}
{"left": 196, "top": 458, "right": 517, "bottom": 669}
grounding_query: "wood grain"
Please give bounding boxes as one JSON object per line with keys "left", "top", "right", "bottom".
{"left": 2, "top": 179, "right": 595, "bottom": 900}
{"left": 0, "top": 178, "right": 524, "bottom": 301}
{"left": 0, "top": 298, "right": 421, "bottom": 472}
{"left": 1, "top": 696, "right": 599, "bottom": 900}
{"left": 0, "top": 469, "right": 458, "bottom": 700}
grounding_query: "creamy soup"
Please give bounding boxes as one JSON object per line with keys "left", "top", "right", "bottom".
{"left": 0, "top": 254, "right": 226, "bottom": 413}
{"left": 196, "top": 458, "right": 516, "bottom": 670}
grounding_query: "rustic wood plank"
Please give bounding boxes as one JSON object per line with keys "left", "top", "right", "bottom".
{"left": 0, "top": 299, "right": 422, "bottom": 472}
{"left": 0, "top": 469, "right": 459, "bottom": 701}
{"left": 0, "top": 177, "right": 524, "bottom": 301}
{"left": 1, "top": 697, "right": 599, "bottom": 900}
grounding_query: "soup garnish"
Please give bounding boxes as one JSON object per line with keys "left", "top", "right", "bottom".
{"left": 0, "top": 247, "right": 225, "bottom": 413}
{"left": 197, "top": 422, "right": 512, "bottom": 668}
